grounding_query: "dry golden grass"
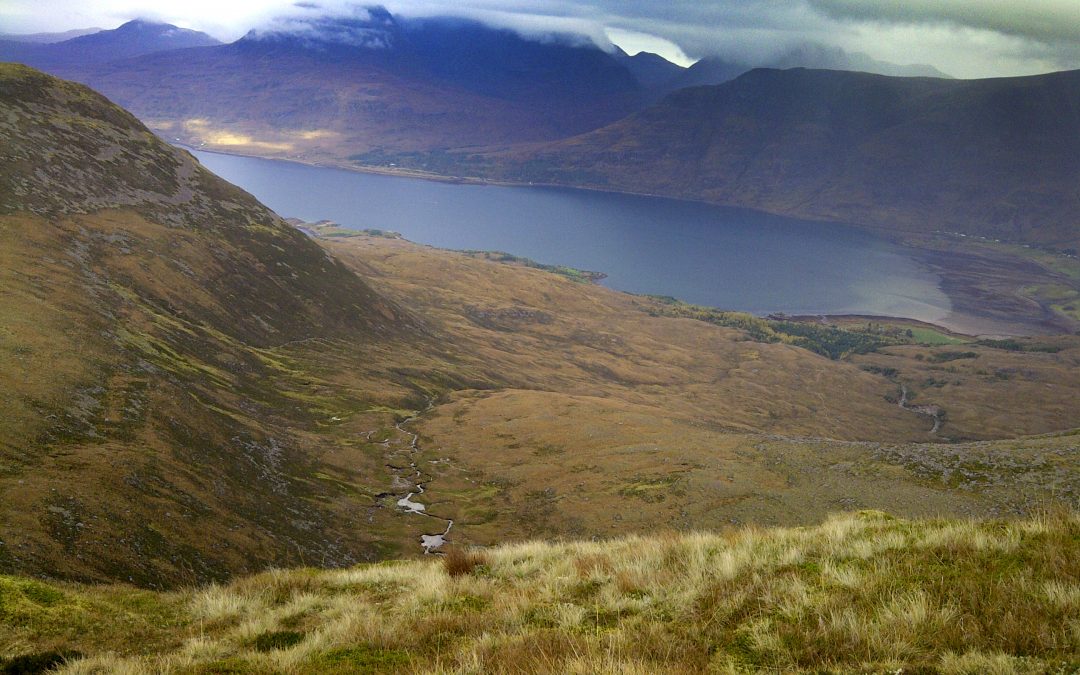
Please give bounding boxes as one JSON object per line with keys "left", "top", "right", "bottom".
{"left": 441, "top": 547, "right": 491, "bottom": 578}
{"left": 851, "top": 340, "right": 1080, "bottom": 439}
{"left": 1, "top": 511, "right": 1076, "bottom": 673}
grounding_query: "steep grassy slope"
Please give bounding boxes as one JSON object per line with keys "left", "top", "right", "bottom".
{"left": 0, "top": 63, "right": 430, "bottom": 586}
{"left": 1, "top": 511, "right": 1077, "bottom": 673}
{"left": 453, "top": 68, "right": 1080, "bottom": 250}
{"left": 0, "top": 62, "right": 390, "bottom": 343}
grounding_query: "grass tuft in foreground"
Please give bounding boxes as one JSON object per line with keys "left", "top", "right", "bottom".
{"left": 1, "top": 511, "right": 1077, "bottom": 673}
{"left": 441, "top": 548, "right": 491, "bottom": 579}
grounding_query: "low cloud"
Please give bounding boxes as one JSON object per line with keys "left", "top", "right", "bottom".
{"left": 2, "top": 0, "right": 1079, "bottom": 77}
{"left": 374, "top": 0, "right": 1080, "bottom": 76}
{"left": 251, "top": 6, "right": 397, "bottom": 48}
{"left": 807, "top": 0, "right": 1080, "bottom": 45}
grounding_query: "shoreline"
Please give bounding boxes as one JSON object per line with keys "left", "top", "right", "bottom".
{"left": 303, "top": 221, "right": 1001, "bottom": 340}
{"left": 174, "top": 141, "right": 891, "bottom": 230}
{"left": 183, "top": 143, "right": 1077, "bottom": 339}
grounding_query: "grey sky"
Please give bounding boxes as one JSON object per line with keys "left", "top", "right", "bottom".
{"left": 3, "top": 1, "right": 1079, "bottom": 77}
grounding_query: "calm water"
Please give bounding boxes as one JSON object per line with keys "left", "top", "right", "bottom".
{"left": 192, "top": 150, "right": 950, "bottom": 320}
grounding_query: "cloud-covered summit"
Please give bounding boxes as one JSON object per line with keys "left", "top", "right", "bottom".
{"left": 244, "top": 5, "right": 399, "bottom": 49}
{"left": 2, "top": 0, "right": 1079, "bottom": 78}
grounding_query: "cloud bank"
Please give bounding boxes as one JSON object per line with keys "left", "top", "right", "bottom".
{"left": 3, "top": 0, "right": 1080, "bottom": 77}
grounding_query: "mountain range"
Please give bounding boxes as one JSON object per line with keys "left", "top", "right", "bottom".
{"left": 5, "top": 14, "right": 646, "bottom": 155}
{"left": 0, "top": 27, "right": 102, "bottom": 44}
{"left": 1, "top": 11, "right": 957, "bottom": 164}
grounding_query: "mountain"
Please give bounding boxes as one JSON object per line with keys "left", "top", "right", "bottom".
{"left": 0, "top": 20, "right": 220, "bottom": 67}
{"left": 240, "top": 12, "right": 639, "bottom": 106}
{"left": 0, "top": 27, "right": 102, "bottom": 44}
{"left": 0, "top": 63, "right": 418, "bottom": 586}
{"left": 674, "top": 56, "right": 751, "bottom": 89}
{"left": 474, "top": 67, "right": 1080, "bottom": 249}
{"left": 22, "top": 10, "right": 643, "bottom": 160}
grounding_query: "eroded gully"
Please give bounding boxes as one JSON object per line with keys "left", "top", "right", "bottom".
{"left": 898, "top": 384, "right": 944, "bottom": 434}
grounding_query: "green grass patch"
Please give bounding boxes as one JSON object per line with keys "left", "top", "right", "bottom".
{"left": 977, "top": 338, "right": 1063, "bottom": 353}
{"left": 617, "top": 476, "right": 682, "bottom": 503}
{"left": 438, "top": 594, "right": 490, "bottom": 613}
{"left": 251, "top": 630, "right": 305, "bottom": 652}
{"left": 906, "top": 326, "right": 969, "bottom": 345}
{"left": 317, "top": 645, "right": 411, "bottom": 673}
{"left": 642, "top": 298, "right": 924, "bottom": 358}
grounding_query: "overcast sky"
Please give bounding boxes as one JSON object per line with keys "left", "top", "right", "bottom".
{"left": 3, "top": 0, "right": 1080, "bottom": 78}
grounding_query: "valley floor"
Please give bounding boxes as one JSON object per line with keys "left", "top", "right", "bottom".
{"left": 304, "top": 227, "right": 1080, "bottom": 555}
{"left": 2, "top": 212, "right": 1077, "bottom": 584}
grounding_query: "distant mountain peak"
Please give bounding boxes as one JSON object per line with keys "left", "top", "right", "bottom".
{"left": 117, "top": 19, "right": 167, "bottom": 29}
{"left": 364, "top": 5, "right": 395, "bottom": 25}
{"left": 0, "top": 27, "right": 103, "bottom": 44}
{"left": 62, "top": 18, "right": 221, "bottom": 52}
{"left": 773, "top": 42, "right": 951, "bottom": 79}
{"left": 232, "top": 8, "right": 639, "bottom": 103}
{"left": 103, "top": 18, "right": 220, "bottom": 43}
